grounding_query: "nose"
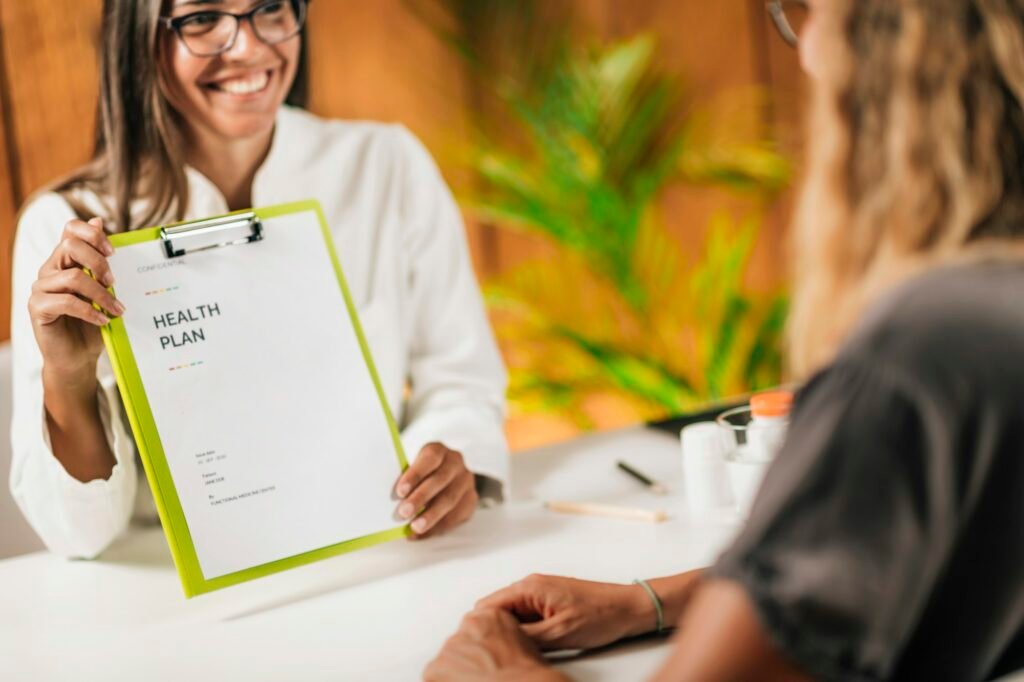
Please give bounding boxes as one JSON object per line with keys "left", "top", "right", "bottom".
{"left": 223, "top": 15, "right": 264, "bottom": 60}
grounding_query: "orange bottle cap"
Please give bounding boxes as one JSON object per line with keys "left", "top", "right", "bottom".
{"left": 750, "top": 391, "right": 794, "bottom": 418}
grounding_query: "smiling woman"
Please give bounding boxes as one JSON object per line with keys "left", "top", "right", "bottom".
{"left": 160, "top": 1, "right": 304, "bottom": 147}
{"left": 62, "top": 0, "right": 310, "bottom": 229}
{"left": 8, "top": 0, "right": 509, "bottom": 559}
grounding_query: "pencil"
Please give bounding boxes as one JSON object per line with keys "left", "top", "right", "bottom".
{"left": 616, "top": 460, "right": 669, "bottom": 495}
{"left": 545, "top": 500, "right": 669, "bottom": 523}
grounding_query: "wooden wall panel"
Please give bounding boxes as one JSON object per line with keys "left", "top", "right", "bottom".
{"left": 0, "top": 66, "right": 16, "bottom": 339}
{"left": 0, "top": 0, "right": 101, "bottom": 341}
{"left": 0, "top": 0, "right": 101, "bottom": 199}
{"left": 306, "top": 1, "right": 471, "bottom": 147}
{"left": 302, "top": 0, "right": 488, "bottom": 268}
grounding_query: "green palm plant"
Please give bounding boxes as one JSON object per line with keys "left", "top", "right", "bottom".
{"left": 410, "top": 0, "right": 792, "bottom": 428}
{"left": 489, "top": 212, "right": 787, "bottom": 425}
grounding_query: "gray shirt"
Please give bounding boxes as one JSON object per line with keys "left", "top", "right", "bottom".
{"left": 712, "top": 260, "right": 1024, "bottom": 681}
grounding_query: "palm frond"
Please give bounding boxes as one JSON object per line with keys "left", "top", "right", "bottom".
{"left": 412, "top": 2, "right": 791, "bottom": 431}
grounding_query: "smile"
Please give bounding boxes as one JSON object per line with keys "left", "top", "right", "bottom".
{"left": 206, "top": 70, "right": 272, "bottom": 96}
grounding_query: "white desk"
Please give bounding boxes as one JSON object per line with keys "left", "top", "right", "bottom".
{"left": 0, "top": 427, "right": 741, "bottom": 681}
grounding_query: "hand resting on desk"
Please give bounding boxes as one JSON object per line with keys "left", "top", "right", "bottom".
{"left": 423, "top": 607, "right": 570, "bottom": 682}
{"left": 423, "top": 570, "right": 811, "bottom": 682}
{"left": 474, "top": 574, "right": 668, "bottom": 651}
{"left": 423, "top": 572, "right": 700, "bottom": 680}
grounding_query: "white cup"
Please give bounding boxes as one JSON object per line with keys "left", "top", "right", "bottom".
{"left": 680, "top": 422, "right": 734, "bottom": 513}
{"left": 726, "top": 448, "right": 771, "bottom": 517}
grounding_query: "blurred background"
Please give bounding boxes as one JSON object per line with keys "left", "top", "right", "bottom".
{"left": 0, "top": 0, "right": 805, "bottom": 452}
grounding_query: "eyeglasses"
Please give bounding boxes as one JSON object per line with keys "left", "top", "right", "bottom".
{"left": 160, "top": 0, "right": 307, "bottom": 58}
{"left": 766, "top": 0, "right": 809, "bottom": 48}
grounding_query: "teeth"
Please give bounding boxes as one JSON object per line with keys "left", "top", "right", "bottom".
{"left": 217, "top": 72, "right": 269, "bottom": 95}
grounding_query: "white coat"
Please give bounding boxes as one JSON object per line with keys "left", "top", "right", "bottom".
{"left": 9, "top": 106, "right": 509, "bottom": 559}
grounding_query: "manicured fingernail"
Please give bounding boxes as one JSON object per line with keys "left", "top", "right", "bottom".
{"left": 103, "top": 242, "right": 114, "bottom": 256}
{"left": 97, "top": 314, "right": 111, "bottom": 326}
{"left": 399, "top": 503, "right": 414, "bottom": 519}
{"left": 103, "top": 272, "right": 115, "bottom": 287}
{"left": 397, "top": 484, "right": 410, "bottom": 498}
{"left": 412, "top": 519, "right": 427, "bottom": 533}
{"left": 112, "top": 301, "right": 126, "bottom": 316}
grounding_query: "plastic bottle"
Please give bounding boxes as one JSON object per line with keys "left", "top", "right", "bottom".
{"left": 744, "top": 390, "right": 793, "bottom": 463}
{"left": 680, "top": 422, "right": 734, "bottom": 513}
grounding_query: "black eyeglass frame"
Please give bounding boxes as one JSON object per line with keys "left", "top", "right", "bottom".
{"left": 766, "top": 0, "right": 807, "bottom": 48}
{"left": 159, "top": 0, "right": 308, "bottom": 57}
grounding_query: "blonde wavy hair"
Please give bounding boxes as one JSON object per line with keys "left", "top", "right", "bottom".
{"left": 788, "top": 0, "right": 1024, "bottom": 377}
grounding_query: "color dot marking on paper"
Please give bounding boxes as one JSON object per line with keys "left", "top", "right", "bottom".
{"left": 145, "top": 285, "right": 180, "bottom": 297}
{"left": 168, "top": 361, "right": 204, "bottom": 372}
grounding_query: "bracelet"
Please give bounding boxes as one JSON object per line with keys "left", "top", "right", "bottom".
{"left": 632, "top": 578, "right": 665, "bottom": 634}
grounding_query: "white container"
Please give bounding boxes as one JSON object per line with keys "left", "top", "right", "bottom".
{"left": 745, "top": 391, "right": 793, "bottom": 462}
{"left": 680, "top": 422, "right": 734, "bottom": 513}
{"left": 726, "top": 448, "right": 771, "bottom": 517}
{"left": 716, "top": 391, "right": 793, "bottom": 516}
{"left": 745, "top": 416, "right": 788, "bottom": 463}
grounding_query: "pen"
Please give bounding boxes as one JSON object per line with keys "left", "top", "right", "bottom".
{"left": 545, "top": 500, "right": 669, "bottom": 523}
{"left": 617, "top": 460, "right": 669, "bottom": 495}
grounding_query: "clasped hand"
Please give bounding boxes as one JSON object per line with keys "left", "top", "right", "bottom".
{"left": 424, "top": 575, "right": 658, "bottom": 681}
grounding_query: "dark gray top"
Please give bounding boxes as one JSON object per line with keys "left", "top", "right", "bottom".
{"left": 712, "top": 260, "right": 1024, "bottom": 681}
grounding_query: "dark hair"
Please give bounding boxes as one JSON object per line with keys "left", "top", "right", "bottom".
{"left": 55, "top": 0, "right": 308, "bottom": 232}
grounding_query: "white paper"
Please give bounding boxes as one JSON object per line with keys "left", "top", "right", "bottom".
{"left": 108, "top": 211, "right": 403, "bottom": 579}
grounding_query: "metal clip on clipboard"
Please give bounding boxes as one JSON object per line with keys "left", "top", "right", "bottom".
{"left": 160, "top": 211, "right": 263, "bottom": 259}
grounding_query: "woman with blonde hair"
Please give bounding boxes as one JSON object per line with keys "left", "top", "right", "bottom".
{"left": 424, "top": 1, "right": 1024, "bottom": 680}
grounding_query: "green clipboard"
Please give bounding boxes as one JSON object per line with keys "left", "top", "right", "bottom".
{"left": 100, "top": 199, "right": 411, "bottom": 598}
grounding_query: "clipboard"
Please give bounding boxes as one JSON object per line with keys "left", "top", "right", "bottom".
{"left": 100, "top": 200, "right": 411, "bottom": 597}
